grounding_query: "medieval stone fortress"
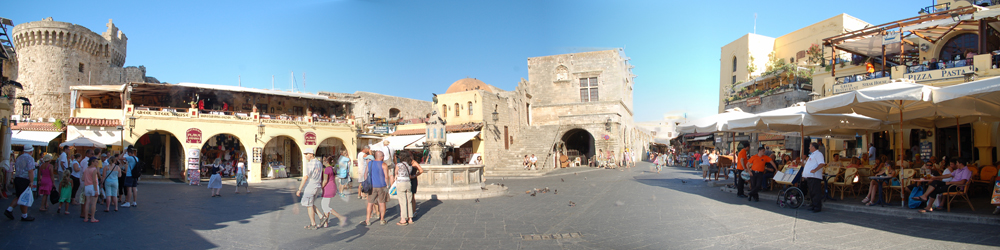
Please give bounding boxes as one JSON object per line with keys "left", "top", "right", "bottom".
{"left": 0, "top": 17, "right": 651, "bottom": 186}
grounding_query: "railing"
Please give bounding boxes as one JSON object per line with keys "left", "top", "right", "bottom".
{"left": 126, "top": 106, "right": 352, "bottom": 127}
{"left": 907, "top": 59, "right": 973, "bottom": 73}
{"left": 919, "top": 3, "right": 949, "bottom": 14}
{"left": 974, "top": 0, "right": 999, "bottom": 7}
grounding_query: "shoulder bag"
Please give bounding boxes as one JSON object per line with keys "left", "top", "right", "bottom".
{"left": 360, "top": 161, "right": 374, "bottom": 194}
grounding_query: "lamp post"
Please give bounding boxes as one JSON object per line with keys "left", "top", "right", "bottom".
{"left": 255, "top": 123, "right": 266, "bottom": 142}
{"left": 127, "top": 116, "right": 137, "bottom": 135}
{"left": 491, "top": 105, "right": 499, "bottom": 125}
{"left": 117, "top": 125, "right": 124, "bottom": 150}
{"left": 16, "top": 97, "right": 30, "bottom": 119}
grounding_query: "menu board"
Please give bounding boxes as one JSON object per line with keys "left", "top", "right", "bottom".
{"left": 919, "top": 142, "right": 932, "bottom": 162}
{"left": 992, "top": 180, "right": 1000, "bottom": 205}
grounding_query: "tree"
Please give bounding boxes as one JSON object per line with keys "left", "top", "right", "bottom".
{"left": 746, "top": 52, "right": 758, "bottom": 75}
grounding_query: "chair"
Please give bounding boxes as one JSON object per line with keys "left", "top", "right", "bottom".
{"left": 942, "top": 179, "right": 975, "bottom": 212}
{"left": 973, "top": 166, "right": 996, "bottom": 193}
{"left": 832, "top": 168, "right": 858, "bottom": 199}
{"left": 856, "top": 167, "right": 873, "bottom": 191}
{"left": 886, "top": 169, "right": 915, "bottom": 203}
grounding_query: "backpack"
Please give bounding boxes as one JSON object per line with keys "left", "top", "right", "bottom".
{"left": 908, "top": 186, "right": 925, "bottom": 209}
{"left": 130, "top": 156, "right": 144, "bottom": 178}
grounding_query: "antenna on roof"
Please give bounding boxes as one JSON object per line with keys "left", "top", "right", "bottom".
{"left": 291, "top": 71, "right": 295, "bottom": 92}
{"left": 302, "top": 72, "right": 306, "bottom": 93}
{"left": 238, "top": 75, "right": 241, "bottom": 87}
{"left": 754, "top": 13, "right": 757, "bottom": 34}
{"left": 271, "top": 75, "right": 274, "bottom": 90}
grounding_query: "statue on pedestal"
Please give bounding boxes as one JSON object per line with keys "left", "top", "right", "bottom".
{"left": 426, "top": 110, "right": 447, "bottom": 165}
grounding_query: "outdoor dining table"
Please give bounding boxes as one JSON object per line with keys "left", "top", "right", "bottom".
{"left": 869, "top": 176, "right": 894, "bottom": 206}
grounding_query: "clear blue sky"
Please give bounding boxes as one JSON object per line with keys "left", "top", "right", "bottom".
{"left": 8, "top": 0, "right": 926, "bottom": 121}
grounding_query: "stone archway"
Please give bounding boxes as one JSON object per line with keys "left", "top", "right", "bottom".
{"left": 264, "top": 135, "right": 303, "bottom": 176}
{"left": 317, "top": 137, "right": 347, "bottom": 159}
{"left": 200, "top": 133, "right": 249, "bottom": 177}
{"left": 561, "top": 128, "right": 595, "bottom": 164}
{"left": 134, "top": 130, "right": 184, "bottom": 179}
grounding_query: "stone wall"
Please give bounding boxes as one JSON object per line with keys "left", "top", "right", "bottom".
{"left": 723, "top": 89, "right": 812, "bottom": 114}
{"left": 11, "top": 18, "right": 156, "bottom": 120}
{"left": 318, "top": 91, "right": 432, "bottom": 122}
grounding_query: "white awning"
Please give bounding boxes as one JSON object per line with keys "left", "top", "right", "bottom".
{"left": 359, "top": 135, "right": 383, "bottom": 140}
{"left": 66, "top": 126, "right": 122, "bottom": 146}
{"left": 60, "top": 137, "right": 106, "bottom": 148}
{"left": 405, "top": 131, "right": 480, "bottom": 149}
{"left": 383, "top": 135, "right": 425, "bottom": 149}
{"left": 690, "top": 136, "right": 711, "bottom": 141}
{"left": 10, "top": 130, "right": 62, "bottom": 146}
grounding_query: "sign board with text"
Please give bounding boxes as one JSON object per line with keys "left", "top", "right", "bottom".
{"left": 186, "top": 128, "right": 202, "bottom": 144}
{"left": 902, "top": 66, "right": 973, "bottom": 82}
{"left": 882, "top": 30, "right": 901, "bottom": 45}
{"left": 746, "top": 96, "right": 761, "bottom": 106}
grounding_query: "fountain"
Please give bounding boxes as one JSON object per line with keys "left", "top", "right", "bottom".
{"left": 414, "top": 110, "right": 506, "bottom": 200}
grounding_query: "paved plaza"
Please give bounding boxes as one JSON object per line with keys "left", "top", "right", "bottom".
{"left": 2, "top": 161, "right": 999, "bottom": 249}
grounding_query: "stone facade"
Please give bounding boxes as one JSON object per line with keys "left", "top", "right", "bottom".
{"left": 318, "top": 91, "right": 432, "bottom": 122}
{"left": 11, "top": 18, "right": 157, "bottom": 120}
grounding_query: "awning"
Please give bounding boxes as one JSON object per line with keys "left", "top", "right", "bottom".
{"left": 383, "top": 135, "right": 425, "bottom": 149}
{"left": 690, "top": 136, "right": 711, "bottom": 141}
{"left": 66, "top": 126, "right": 122, "bottom": 146}
{"left": 10, "top": 130, "right": 62, "bottom": 146}
{"left": 60, "top": 137, "right": 106, "bottom": 148}
{"left": 359, "top": 134, "right": 383, "bottom": 140}
{"left": 405, "top": 131, "right": 480, "bottom": 150}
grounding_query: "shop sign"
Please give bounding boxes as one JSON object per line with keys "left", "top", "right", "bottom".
{"left": 186, "top": 128, "right": 202, "bottom": 144}
{"left": 832, "top": 77, "right": 892, "bottom": 94}
{"left": 373, "top": 125, "right": 391, "bottom": 134}
{"left": 734, "top": 135, "right": 750, "bottom": 141}
{"left": 304, "top": 132, "right": 317, "bottom": 145}
{"left": 902, "top": 66, "right": 973, "bottom": 82}
{"left": 746, "top": 96, "right": 761, "bottom": 106}
{"left": 882, "top": 30, "right": 900, "bottom": 45}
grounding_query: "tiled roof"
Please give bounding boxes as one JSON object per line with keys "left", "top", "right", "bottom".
{"left": 65, "top": 117, "right": 121, "bottom": 127}
{"left": 12, "top": 122, "right": 64, "bottom": 132}
{"left": 392, "top": 122, "right": 483, "bottom": 136}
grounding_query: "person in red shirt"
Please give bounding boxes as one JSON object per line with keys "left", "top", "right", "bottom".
{"left": 746, "top": 146, "right": 775, "bottom": 202}
{"left": 692, "top": 151, "right": 701, "bottom": 168}
{"left": 734, "top": 143, "right": 749, "bottom": 198}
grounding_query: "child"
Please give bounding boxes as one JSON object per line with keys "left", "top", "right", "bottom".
{"left": 57, "top": 172, "right": 72, "bottom": 215}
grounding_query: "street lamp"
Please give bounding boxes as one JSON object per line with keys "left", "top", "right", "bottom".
{"left": 605, "top": 118, "right": 612, "bottom": 132}
{"left": 255, "top": 123, "right": 266, "bottom": 142}
{"left": 16, "top": 97, "right": 30, "bottom": 119}
{"left": 491, "top": 105, "right": 499, "bottom": 124}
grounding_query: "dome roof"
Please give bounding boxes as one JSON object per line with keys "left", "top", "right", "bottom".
{"left": 445, "top": 78, "right": 493, "bottom": 94}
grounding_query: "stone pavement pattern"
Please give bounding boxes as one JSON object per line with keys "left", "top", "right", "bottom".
{"left": 1, "top": 162, "right": 999, "bottom": 249}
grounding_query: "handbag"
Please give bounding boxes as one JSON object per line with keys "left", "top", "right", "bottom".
{"left": 49, "top": 186, "right": 60, "bottom": 205}
{"left": 360, "top": 161, "right": 373, "bottom": 194}
{"left": 388, "top": 182, "right": 397, "bottom": 196}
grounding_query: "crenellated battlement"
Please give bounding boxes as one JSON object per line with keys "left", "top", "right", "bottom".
{"left": 12, "top": 17, "right": 127, "bottom": 67}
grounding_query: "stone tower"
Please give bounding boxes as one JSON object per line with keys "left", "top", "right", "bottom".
{"left": 11, "top": 18, "right": 128, "bottom": 120}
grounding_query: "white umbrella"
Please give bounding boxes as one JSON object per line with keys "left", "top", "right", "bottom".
{"left": 932, "top": 75, "right": 1000, "bottom": 117}
{"left": 729, "top": 103, "right": 882, "bottom": 158}
{"left": 677, "top": 108, "right": 755, "bottom": 133}
{"left": 60, "top": 137, "right": 106, "bottom": 148}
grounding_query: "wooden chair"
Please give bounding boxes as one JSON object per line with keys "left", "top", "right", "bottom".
{"left": 973, "top": 166, "right": 996, "bottom": 193}
{"left": 886, "top": 169, "right": 915, "bottom": 203}
{"left": 942, "top": 179, "right": 975, "bottom": 212}
{"left": 856, "top": 167, "right": 873, "bottom": 191}
{"left": 832, "top": 168, "right": 858, "bottom": 199}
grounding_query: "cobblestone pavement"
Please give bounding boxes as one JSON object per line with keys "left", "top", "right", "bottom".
{"left": 2, "top": 162, "right": 999, "bottom": 249}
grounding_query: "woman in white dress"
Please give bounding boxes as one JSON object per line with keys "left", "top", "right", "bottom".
{"left": 235, "top": 158, "right": 250, "bottom": 194}
{"left": 207, "top": 159, "right": 223, "bottom": 197}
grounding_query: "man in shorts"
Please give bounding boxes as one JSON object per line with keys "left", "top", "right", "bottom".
{"left": 295, "top": 148, "right": 324, "bottom": 229}
{"left": 356, "top": 146, "right": 371, "bottom": 199}
{"left": 122, "top": 148, "right": 139, "bottom": 208}
{"left": 4, "top": 146, "right": 36, "bottom": 221}
{"left": 364, "top": 151, "right": 390, "bottom": 226}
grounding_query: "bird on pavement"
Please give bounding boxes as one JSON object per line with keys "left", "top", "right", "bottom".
{"left": 554, "top": 190, "right": 558, "bottom": 194}
{"left": 561, "top": 178, "right": 564, "bottom": 182}
{"left": 569, "top": 201, "right": 576, "bottom": 206}
{"left": 681, "top": 180, "right": 688, "bottom": 184}
{"left": 475, "top": 199, "right": 480, "bottom": 203}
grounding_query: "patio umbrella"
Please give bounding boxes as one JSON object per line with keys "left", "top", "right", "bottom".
{"left": 729, "top": 103, "right": 882, "bottom": 158}
{"left": 677, "top": 108, "right": 755, "bottom": 133}
{"left": 60, "top": 136, "right": 107, "bottom": 148}
{"left": 806, "top": 80, "right": 939, "bottom": 208}
{"left": 930, "top": 76, "right": 1000, "bottom": 158}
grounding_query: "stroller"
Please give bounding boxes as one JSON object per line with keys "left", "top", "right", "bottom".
{"left": 773, "top": 165, "right": 805, "bottom": 209}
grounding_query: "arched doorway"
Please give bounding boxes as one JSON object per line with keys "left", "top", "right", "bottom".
{"left": 317, "top": 137, "right": 347, "bottom": 159}
{"left": 134, "top": 131, "right": 184, "bottom": 179}
{"left": 939, "top": 33, "right": 978, "bottom": 61}
{"left": 562, "top": 129, "right": 595, "bottom": 164}
{"left": 264, "top": 136, "right": 302, "bottom": 177}
{"left": 200, "top": 133, "right": 248, "bottom": 178}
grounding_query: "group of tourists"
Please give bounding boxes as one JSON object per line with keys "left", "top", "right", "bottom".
{"left": 296, "top": 140, "right": 424, "bottom": 229}
{"left": 4, "top": 145, "right": 140, "bottom": 223}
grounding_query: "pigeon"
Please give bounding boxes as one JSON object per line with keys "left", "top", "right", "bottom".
{"left": 500, "top": 184, "right": 505, "bottom": 188}
{"left": 530, "top": 192, "right": 536, "bottom": 197}
{"left": 681, "top": 180, "right": 688, "bottom": 184}
{"left": 475, "top": 199, "right": 480, "bottom": 203}
{"left": 561, "top": 178, "right": 564, "bottom": 182}
{"left": 525, "top": 190, "right": 531, "bottom": 194}
{"left": 584, "top": 177, "right": 588, "bottom": 180}
{"left": 554, "top": 190, "right": 558, "bottom": 194}
{"left": 615, "top": 201, "right": 625, "bottom": 206}
{"left": 575, "top": 173, "right": 578, "bottom": 175}
{"left": 482, "top": 187, "right": 487, "bottom": 191}
{"left": 569, "top": 201, "right": 576, "bottom": 207}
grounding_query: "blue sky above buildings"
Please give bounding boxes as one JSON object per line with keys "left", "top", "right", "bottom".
{"left": 8, "top": 0, "right": 926, "bottom": 121}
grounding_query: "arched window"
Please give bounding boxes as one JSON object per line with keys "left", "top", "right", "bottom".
{"left": 389, "top": 108, "right": 400, "bottom": 118}
{"left": 454, "top": 103, "right": 460, "bottom": 117}
{"left": 939, "top": 33, "right": 978, "bottom": 61}
{"left": 468, "top": 101, "right": 473, "bottom": 115}
{"left": 442, "top": 104, "right": 447, "bottom": 117}
{"left": 732, "top": 56, "right": 737, "bottom": 72}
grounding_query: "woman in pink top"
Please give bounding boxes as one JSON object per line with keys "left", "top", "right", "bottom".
{"left": 37, "top": 154, "right": 55, "bottom": 212}
{"left": 82, "top": 159, "right": 100, "bottom": 223}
